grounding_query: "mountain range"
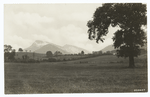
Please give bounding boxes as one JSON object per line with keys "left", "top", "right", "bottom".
{"left": 25, "top": 40, "right": 147, "bottom": 54}
{"left": 25, "top": 40, "right": 90, "bottom": 54}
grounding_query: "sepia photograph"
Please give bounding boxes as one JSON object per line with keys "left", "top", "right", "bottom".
{"left": 3, "top": 1, "right": 148, "bottom": 95}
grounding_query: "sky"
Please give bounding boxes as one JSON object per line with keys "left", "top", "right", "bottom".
{"left": 4, "top": 4, "right": 120, "bottom": 52}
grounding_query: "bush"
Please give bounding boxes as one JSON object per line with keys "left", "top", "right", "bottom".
{"left": 48, "top": 58, "right": 56, "bottom": 62}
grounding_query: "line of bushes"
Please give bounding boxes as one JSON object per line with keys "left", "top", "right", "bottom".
{"left": 5, "top": 54, "right": 114, "bottom": 63}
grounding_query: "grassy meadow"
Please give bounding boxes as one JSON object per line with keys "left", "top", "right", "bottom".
{"left": 5, "top": 55, "right": 147, "bottom": 94}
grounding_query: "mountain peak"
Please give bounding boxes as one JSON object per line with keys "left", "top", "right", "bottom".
{"left": 25, "top": 40, "right": 49, "bottom": 52}
{"left": 33, "top": 40, "right": 49, "bottom": 46}
{"left": 34, "top": 40, "right": 49, "bottom": 44}
{"left": 64, "top": 44, "right": 74, "bottom": 47}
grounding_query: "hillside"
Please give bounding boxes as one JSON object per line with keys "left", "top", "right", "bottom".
{"left": 34, "top": 44, "right": 70, "bottom": 54}
{"left": 101, "top": 45, "right": 115, "bottom": 52}
{"left": 25, "top": 40, "right": 90, "bottom": 54}
{"left": 101, "top": 43, "right": 147, "bottom": 53}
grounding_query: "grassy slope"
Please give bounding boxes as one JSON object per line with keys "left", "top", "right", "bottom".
{"left": 5, "top": 55, "right": 147, "bottom": 93}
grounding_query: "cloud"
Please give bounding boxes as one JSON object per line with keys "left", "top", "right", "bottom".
{"left": 60, "top": 24, "right": 87, "bottom": 42}
{"left": 59, "top": 12, "right": 92, "bottom": 22}
{"left": 4, "top": 12, "right": 55, "bottom": 37}
{"left": 32, "top": 34, "right": 52, "bottom": 43}
{"left": 4, "top": 35, "right": 32, "bottom": 50}
{"left": 4, "top": 11, "right": 55, "bottom": 48}
{"left": 11, "top": 12, "right": 54, "bottom": 26}
{"left": 4, "top": 4, "right": 114, "bottom": 52}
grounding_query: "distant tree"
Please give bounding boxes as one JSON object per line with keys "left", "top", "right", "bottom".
{"left": 46, "top": 51, "right": 53, "bottom": 57}
{"left": 9, "top": 49, "right": 16, "bottom": 60}
{"left": 81, "top": 51, "right": 84, "bottom": 55}
{"left": 18, "top": 48, "right": 23, "bottom": 52}
{"left": 33, "top": 52, "right": 35, "bottom": 59}
{"left": 106, "top": 51, "right": 111, "bottom": 55}
{"left": 54, "top": 51, "right": 62, "bottom": 56}
{"left": 92, "top": 51, "right": 98, "bottom": 55}
{"left": 24, "top": 55, "right": 28, "bottom": 60}
{"left": 22, "top": 55, "right": 25, "bottom": 60}
{"left": 99, "top": 51, "right": 103, "bottom": 55}
{"left": 87, "top": 3, "right": 147, "bottom": 68}
{"left": 22, "top": 55, "right": 29, "bottom": 60}
{"left": 4, "top": 45, "right": 16, "bottom": 61}
{"left": 4, "top": 45, "right": 12, "bottom": 53}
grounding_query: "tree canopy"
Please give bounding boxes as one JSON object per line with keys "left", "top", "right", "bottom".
{"left": 4, "top": 45, "right": 16, "bottom": 61}
{"left": 54, "top": 51, "right": 62, "bottom": 56}
{"left": 4, "top": 45, "right": 12, "bottom": 53}
{"left": 87, "top": 3, "right": 147, "bottom": 68}
{"left": 81, "top": 51, "right": 84, "bottom": 55}
{"left": 18, "top": 48, "right": 23, "bottom": 52}
{"left": 46, "top": 51, "right": 53, "bottom": 57}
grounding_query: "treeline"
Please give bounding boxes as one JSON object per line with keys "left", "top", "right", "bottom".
{"left": 4, "top": 44, "right": 115, "bottom": 63}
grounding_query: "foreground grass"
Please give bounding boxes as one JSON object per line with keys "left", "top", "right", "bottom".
{"left": 5, "top": 55, "right": 147, "bottom": 94}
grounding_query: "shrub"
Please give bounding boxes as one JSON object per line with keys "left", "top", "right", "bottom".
{"left": 48, "top": 58, "right": 56, "bottom": 62}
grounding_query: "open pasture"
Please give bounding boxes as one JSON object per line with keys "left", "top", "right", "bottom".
{"left": 5, "top": 55, "right": 147, "bottom": 93}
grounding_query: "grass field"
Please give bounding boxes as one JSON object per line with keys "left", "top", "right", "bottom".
{"left": 4, "top": 55, "right": 147, "bottom": 94}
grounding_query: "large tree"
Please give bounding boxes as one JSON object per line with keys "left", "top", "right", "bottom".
{"left": 87, "top": 3, "right": 147, "bottom": 68}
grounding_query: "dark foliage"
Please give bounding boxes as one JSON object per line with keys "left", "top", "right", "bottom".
{"left": 87, "top": 3, "right": 147, "bottom": 68}
{"left": 4, "top": 45, "right": 16, "bottom": 61}
{"left": 81, "top": 51, "right": 84, "bottom": 55}
{"left": 18, "top": 48, "right": 23, "bottom": 52}
{"left": 48, "top": 58, "right": 57, "bottom": 62}
{"left": 46, "top": 51, "right": 53, "bottom": 57}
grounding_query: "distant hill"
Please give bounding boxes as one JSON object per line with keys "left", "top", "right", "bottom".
{"left": 101, "top": 45, "right": 115, "bottom": 53}
{"left": 25, "top": 40, "right": 90, "bottom": 54}
{"left": 101, "top": 43, "right": 147, "bottom": 54}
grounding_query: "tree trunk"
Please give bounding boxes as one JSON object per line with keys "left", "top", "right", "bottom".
{"left": 128, "top": 40, "right": 135, "bottom": 68}
{"left": 129, "top": 54, "right": 135, "bottom": 68}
